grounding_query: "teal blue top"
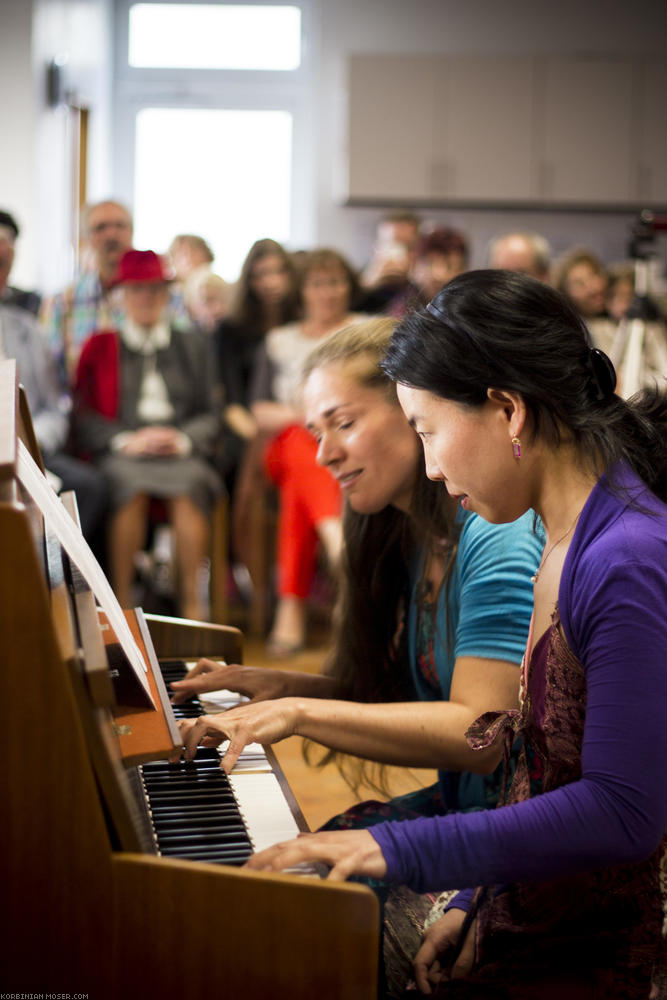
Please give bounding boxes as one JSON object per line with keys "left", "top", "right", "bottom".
{"left": 407, "top": 509, "right": 543, "bottom": 813}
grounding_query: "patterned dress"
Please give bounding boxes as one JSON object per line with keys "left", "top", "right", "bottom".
{"left": 450, "top": 609, "right": 664, "bottom": 998}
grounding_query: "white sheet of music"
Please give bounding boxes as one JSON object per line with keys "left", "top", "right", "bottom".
{"left": 16, "top": 438, "right": 153, "bottom": 702}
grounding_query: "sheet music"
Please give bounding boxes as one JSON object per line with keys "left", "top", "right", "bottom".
{"left": 16, "top": 438, "right": 153, "bottom": 702}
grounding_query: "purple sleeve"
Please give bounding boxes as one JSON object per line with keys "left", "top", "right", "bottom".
{"left": 445, "top": 889, "right": 476, "bottom": 914}
{"left": 371, "top": 558, "right": 667, "bottom": 894}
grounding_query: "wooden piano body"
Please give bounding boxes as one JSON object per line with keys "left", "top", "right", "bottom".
{"left": 0, "top": 360, "right": 379, "bottom": 998}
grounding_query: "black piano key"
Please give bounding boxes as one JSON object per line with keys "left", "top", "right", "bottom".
{"left": 150, "top": 807, "right": 244, "bottom": 821}
{"left": 140, "top": 665, "right": 254, "bottom": 867}
{"left": 159, "top": 846, "right": 253, "bottom": 864}
{"left": 140, "top": 744, "right": 253, "bottom": 867}
{"left": 159, "top": 659, "right": 203, "bottom": 716}
{"left": 156, "top": 828, "right": 249, "bottom": 845}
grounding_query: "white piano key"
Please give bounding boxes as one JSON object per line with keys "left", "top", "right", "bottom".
{"left": 228, "top": 771, "right": 301, "bottom": 853}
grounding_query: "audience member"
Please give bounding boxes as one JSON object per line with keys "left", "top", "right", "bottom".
{"left": 410, "top": 226, "right": 469, "bottom": 304}
{"left": 73, "top": 249, "right": 223, "bottom": 621}
{"left": 168, "top": 233, "right": 214, "bottom": 286}
{"left": 553, "top": 247, "right": 608, "bottom": 319}
{"left": 244, "top": 270, "right": 667, "bottom": 998}
{"left": 604, "top": 260, "right": 667, "bottom": 398}
{"left": 553, "top": 246, "right": 611, "bottom": 349}
{"left": 0, "top": 210, "right": 41, "bottom": 314}
{"left": 213, "top": 238, "right": 299, "bottom": 491}
{"left": 487, "top": 230, "right": 551, "bottom": 280}
{"left": 187, "top": 270, "right": 231, "bottom": 333}
{"left": 0, "top": 300, "right": 106, "bottom": 541}
{"left": 40, "top": 199, "right": 134, "bottom": 382}
{"left": 606, "top": 261, "right": 637, "bottom": 322}
{"left": 171, "top": 316, "right": 543, "bottom": 991}
{"left": 242, "top": 248, "right": 362, "bottom": 656}
{"left": 167, "top": 233, "right": 218, "bottom": 328}
{"left": 358, "top": 211, "right": 421, "bottom": 315}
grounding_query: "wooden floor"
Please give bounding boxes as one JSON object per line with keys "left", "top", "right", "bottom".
{"left": 240, "top": 630, "right": 438, "bottom": 832}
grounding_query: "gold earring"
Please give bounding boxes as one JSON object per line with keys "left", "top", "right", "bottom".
{"left": 511, "top": 436, "right": 522, "bottom": 459}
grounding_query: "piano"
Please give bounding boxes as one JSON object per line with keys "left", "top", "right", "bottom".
{"left": 0, "top": 360, "right": 379, "bottom": 998}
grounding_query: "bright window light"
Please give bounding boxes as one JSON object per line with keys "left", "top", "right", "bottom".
{"left": 133, "top": 107, "right": 292, "bottom": 281}
{"left": 129, "top": 4, "right": 301, "bottom": 70}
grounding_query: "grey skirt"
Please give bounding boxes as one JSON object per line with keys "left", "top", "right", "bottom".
{"left": 100, "top": 453, "right": 223, "bottom": 514}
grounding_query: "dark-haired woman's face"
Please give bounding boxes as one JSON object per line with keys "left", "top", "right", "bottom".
{"left": 303, "top": 361, "right": 420, "bottom": 515}
{"left": 250, "top": 253, "right": 291, "bottom": 305}
{"left": 396, "top": 383, "right": 529, "bottom": 524}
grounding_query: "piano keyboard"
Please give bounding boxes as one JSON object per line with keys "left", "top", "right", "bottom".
{"left": 139, "top": 659, "right": 304, "bottom": 866}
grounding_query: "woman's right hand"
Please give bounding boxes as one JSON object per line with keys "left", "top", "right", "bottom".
{"left": 413, "top": 909, "right": 476, "bottom": 994}
{"left": 170, "top": 659, "right": 291, "bottom": 705}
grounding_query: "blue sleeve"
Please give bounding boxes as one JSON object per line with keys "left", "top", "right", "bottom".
{"left": 453, "top": 511, "right": 543, "bottom": 665}
{"left": 370, "top": 549, "right": 667, "bottom": 894}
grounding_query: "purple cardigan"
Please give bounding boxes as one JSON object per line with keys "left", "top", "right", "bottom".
{"left": 371, "top": 465, "right": 667, "bottom": 900}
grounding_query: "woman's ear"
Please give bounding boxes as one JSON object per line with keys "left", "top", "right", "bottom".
{"left": 486, "top": 388, "right": 527, "bottom": 440}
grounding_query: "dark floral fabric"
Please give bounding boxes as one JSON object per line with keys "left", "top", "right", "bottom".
{"left": 459, "top": 608, "right": 664, "bottom": 999}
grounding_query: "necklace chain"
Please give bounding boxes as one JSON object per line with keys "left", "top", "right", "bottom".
{"left": 531, "top": 512, "right": 581, "bottom": 584}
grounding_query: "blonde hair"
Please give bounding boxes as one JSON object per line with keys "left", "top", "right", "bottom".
{"left": 301, "top": 316, "right": 399, "bottom": 401}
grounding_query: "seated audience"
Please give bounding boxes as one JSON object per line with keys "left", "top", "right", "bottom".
{"left": 410, "top": 226, "right": 469, "bottom": 304}
{"left": 0, "top": 210, "right": 41, "bottom": 314}
{"left": 167, "top": 232, "right": 219, "bottom": 328}
{"left": 606, "top": 261, "right": 637, "bottom": 322}
{"left": 241, "top": 248, "right": 363, "bottom": 655}
{"left": 213, "top": 238, "right": 299, "bottom": 492}
{"left": 187, "top": 270, "right": 231, "bottom": 333}
{"left": 168, "top": 232, "right": 214, "bottom": 286}
{"left": 73, "top": 249, "right": 223, "bottom": 621}
{"left": 0, "top": 300, "right": 106, "bottom": 541}
{"left": 40, "top": 199, "right": 134, "bottom": 382}
{"left": 241, "top": 271, "right": 667, "bottom": 999}
{"left": 487, "top": 230, "right": 551, "bottom": 280}
{"left": 605, "top": 260, "right": 667, "bottom": 399}
{"left": 553, "top": 246, "right": 611, "bottom": 348}
{"left": 358, "top": 211, "right": 422, "bottom": 315}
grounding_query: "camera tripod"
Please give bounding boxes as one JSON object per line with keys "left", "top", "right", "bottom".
{"left": 607, "top": 210, "right": 667, "bottom": 396}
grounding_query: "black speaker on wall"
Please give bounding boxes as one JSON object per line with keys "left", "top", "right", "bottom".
{"left": 46, "top": 57, "right": 67, "bottom": 108}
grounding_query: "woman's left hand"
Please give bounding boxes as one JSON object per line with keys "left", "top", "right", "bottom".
{"left": 244, "top": 828, "right": 387, "bottom": 882}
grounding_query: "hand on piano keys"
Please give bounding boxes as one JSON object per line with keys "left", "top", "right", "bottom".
{"left": 244, "top": 827, "right": 388, "bottom": 882}
{"left": 170, "top": 698, "right": 301, "bottom": 774}
{"left": 169, "top": 656, "right": 293, "bottom": 705}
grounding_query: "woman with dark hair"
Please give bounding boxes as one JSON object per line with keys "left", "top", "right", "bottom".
{"left": 172, "top": 317, "right": 540, "bottom": 802}
{"left": 239, "top": 247, "right": 363, "bottom": 655}
{"left": 242, "top": 272, "right": 667, "bottom": 998}
{"left": 213, "top": 238, "right": 299, "bottom": 490}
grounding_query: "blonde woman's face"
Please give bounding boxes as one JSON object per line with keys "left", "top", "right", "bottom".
{"left": 303, "top": 360, "right": 420, "bottom": 514}
{"left": 300, "top": 266, "right": 351, "bottom": 325}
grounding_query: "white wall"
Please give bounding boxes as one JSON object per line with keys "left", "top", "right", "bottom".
{"left": 0, "top": 0, "right": 113, "bottom": 293}
{"left": 312, "top": 0, "right": 667, "bottom": 275}
{"left": 0, "top": 0, "right": 38, "bottom": 289}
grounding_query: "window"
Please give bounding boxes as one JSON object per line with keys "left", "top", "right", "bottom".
{"left": 128, "top": 3, "right": 301, "bottom": 70}
{"left": 113, "top": 0, "right": 312, "bottom": 282}
{"left": 133, "top": 107, "right": 292, "bottom": 280}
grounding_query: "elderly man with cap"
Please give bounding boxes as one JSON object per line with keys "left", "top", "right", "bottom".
{"left": 73, "top": 249, "right": 224, "bottom": 620}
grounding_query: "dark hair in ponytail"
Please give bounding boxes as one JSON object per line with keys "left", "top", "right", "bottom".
{"left": 382, "top": 269, "right": 667, "bottom": 501}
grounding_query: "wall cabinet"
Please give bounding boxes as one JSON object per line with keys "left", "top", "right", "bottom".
{"left": 346, "top": 53, "right": 666, "bottom": 207}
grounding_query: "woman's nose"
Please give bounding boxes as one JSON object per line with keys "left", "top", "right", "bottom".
{"left": 317, "top": 432, "right": 341, "bottom": 467}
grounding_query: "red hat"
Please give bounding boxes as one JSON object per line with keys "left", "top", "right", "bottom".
{"left": 111, "top": 249, "right": 174, "bottom": 286}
